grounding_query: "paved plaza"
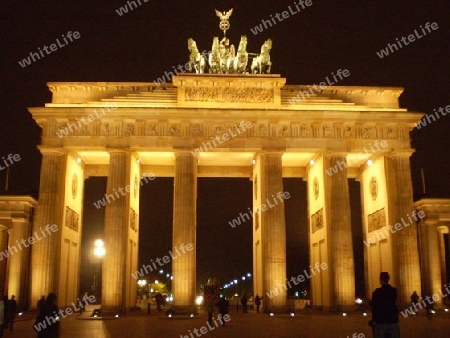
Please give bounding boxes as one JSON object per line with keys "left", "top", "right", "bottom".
{"left": 4, "top": 307, "right": 448, "bottom": 338}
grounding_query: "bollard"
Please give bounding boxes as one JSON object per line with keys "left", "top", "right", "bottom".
{"left": 147, "top": 302, "right": 151, "bottom": 315}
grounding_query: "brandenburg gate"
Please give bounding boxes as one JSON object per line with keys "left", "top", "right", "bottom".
{"left": 27, "top": 72, "right": 424, "bottom": 312}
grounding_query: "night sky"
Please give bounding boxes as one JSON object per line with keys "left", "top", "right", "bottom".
{"left": 1, "top": 1, "right": 449, "bottom": 296}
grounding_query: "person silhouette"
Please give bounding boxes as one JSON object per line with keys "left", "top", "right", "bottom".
{"left": 369, "top": 272, "right": 400, "bottom": 338}
{"left": 217, "top": 296, "right": 229, "bottom": 326}
{"left": 241, "top": 294, "right": 248, "bottom": 313}
{"left": 254, "top": 294, "right": 262, "bottom": 313}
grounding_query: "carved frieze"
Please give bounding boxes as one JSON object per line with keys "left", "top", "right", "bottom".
{"left": 185, "top": 87, "right": 273, "bottom": 103}
{"left": 370, "top": 176, "right": 378, "bottom": 201}
{"left": 368, "top": 208, "right": 386, "bottom": 232}
{"left": 299, "top": 124, "right": 312, "bottom": 138}
{"left": 168, "top": 124, "right": 181, "bottom": 136}
{"left": 65, "top": 206, "right": 79, "bottom": 232}
{"left": 280, "top": 125, "right": 290, "bottom": 137}
{"left": 130, "top": 208, "right": 137, "bottom": 232}
{"left": 212, "top": 124, "right": 226, "bottom": 137}
{"left": 258, "top": 123, "right": 268, "bottom": 137}
{"left": 71, "top": 173, "right": 78, "bottom": 199}
{"left": 311, "top": 208, "right": 323, "bottom": 234}
{"left": 191, "top": 123, "right": 203, "bottom": 136}
{"left": 124, "top": 123, "right": 135, "bottom": 136}
{"left": 100, "top": 122, "right": 118, "bottom": 136}
{"left": 313, "top": 177, "right": 319, "bottom": 200}
{"left": 145, "top": 122, "right": 158, "bottom": 136}
{"left": 343, "top": 125, "right": 354, "bottom": 138}
{"left": 322, "top": 124, "right": 334, "bottom": 138}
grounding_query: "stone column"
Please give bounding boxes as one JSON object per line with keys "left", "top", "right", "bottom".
{"left": 102, "top": 150, "right": 129, "bottom": 312}
{"left": 0, "top": 229, "right": 7, "bottom": 294}
{"left": 171, "top": 151, "right": 197, "bottom": 313}
{"left": 437, "top": 227, "right": 448, "bottom": 293}
{"left": 30, "top": 149, "right": 66, "bottom": 308}
{"left": 260, "top": 152, "right": 287, "bottom": 313}
{"left": 7, "top": 220, "right": 31, "bottom": 310}
{"left": 418, "top": 220, "right": 430, "bottom": 301}
{"left": 324, "top": 153, "right": 355, "bottom": 310}
{"left": 384, "top": 153, "right": 421, "bottom": 306}
{"left": 427, "top": 223, "right": 442, "bottom": 307}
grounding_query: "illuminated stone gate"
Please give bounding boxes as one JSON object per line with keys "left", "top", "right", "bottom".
{"left": 26, "top": 74, "right": 428, "bottom": 312}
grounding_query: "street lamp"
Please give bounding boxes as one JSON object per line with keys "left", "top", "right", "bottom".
{"left": 93, "top": 239, "right": 105, "bottom": 299}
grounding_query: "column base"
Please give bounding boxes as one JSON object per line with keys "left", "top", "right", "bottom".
{"left": 166, "top": 305, "right": 198, "bottom": 316}
{"left": 99, "top": 305, "right": 126, "bottom": 317}
{"left": 263, "top": 305, "right": 293, "bottom": 314}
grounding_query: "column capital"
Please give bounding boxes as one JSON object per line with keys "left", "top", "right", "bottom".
{"left": 106, "top": 148, "right": 129, "bottom": 155}
{"left": 37, "top": 147, "right": 65, "bottom": 156}
{"left": 324, "top": 150, "right": 348, "bottom": 157}
{"left": 385, "top": 149, "right": 415, "bottom": 158}
{"left": 437, "top": 225, "right": 449, "bottom": 233}
{"left": 174, "top": 149, "right": 195, "bottom": 156}
{"left": 257, "top": 149, "right": 285, "bottom": 156}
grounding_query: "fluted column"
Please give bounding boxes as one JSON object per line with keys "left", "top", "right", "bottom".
{"left": 384, "top": 153, "right": 421, "bottom": 306}
{"left": 261, "top": 152, "right": 287, "bottom": 313}
{"left": 102, "top": 150, "right": 129, "bottom": 312}
{"left": 172, "top": 151, "right": 197, "bottom": 312}
{"left": 427, "top": 223, "right": 442, "bottom": 307}
{"left": 7, "top": 220, "right": 31, "bottom": 310}
{"left": 324, "top": 153, "right": 355, "bottom": 309}
{"left": 0, "top": 229, "right": 7, "bottom": 294}
{"left": 437, "top": 227, "right": 448, "bottom": 293}
{"left": 30, "top": 150, "right": 66, "bottom": 308}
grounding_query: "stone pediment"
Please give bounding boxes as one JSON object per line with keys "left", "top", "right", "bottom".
{"left": 44, "top": 75, "right": 406, "bottom": 112}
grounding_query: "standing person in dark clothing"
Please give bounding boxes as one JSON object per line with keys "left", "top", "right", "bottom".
{"left": 241, "top": 294, "right": 248, "bottom": 313}
{"left": 254, "top": 295, "right": 262, "bottom": 313}
{"left": 369, "top": 272, "right": 400, "bottom": 338}
{"left": 155, "top": 293, "right": 163, "bottom": 311}
{"left": 410, "top": 291, "right": 419, "bottom": 313}
{"left": 7, "top": 295, "right": 16, "bottom": 330}
{"left": 37, "top": 296, "right": 45, "bottom": 311}
{"left": 217, "top": 296, "right": 229, "bottom": 326}
{"left": 34, "top": 293, "right": 60, "bottom": 338}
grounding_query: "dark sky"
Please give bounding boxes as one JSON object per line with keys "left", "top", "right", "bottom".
{"left": 1, "top": 0, "right": 449, "bottom": 296}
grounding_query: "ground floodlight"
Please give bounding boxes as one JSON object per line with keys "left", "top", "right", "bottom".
{"left": 342, "top": 312, "right": 347, "bottom": 316}
{"left": 269, "top": 313, "right": 274, "bottom": 316}
{"left": 290, "top": 312, "right": 295, "bottom": 317}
